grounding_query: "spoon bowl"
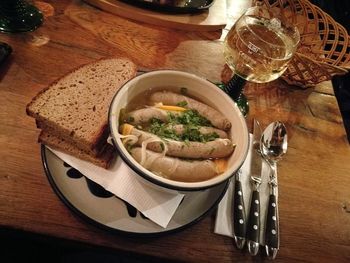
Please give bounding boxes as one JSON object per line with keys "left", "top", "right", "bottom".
{"left": 261, "top": 121, "right": 288, "bottom": 164}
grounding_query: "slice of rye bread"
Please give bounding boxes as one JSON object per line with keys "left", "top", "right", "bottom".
{"left": 39, "top": 130, "right": 116, "bottom": 169}
{"left": 36, "top": 120, "right": 104, "bottom": 157}
{"left": 26, "top": 57, "right": 137, "bottom": 153}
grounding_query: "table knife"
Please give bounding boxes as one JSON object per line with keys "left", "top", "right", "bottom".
{"left": 247, "top": 119, "right": 262, "bottom": 256}
{"left": 233, "top": 169, "right": 246, "bottom": 249}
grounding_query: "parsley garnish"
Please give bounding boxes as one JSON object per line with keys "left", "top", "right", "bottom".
{"left": 127, "top": 116, "right": 135, "bottom": 123}
{"left": 176, "top": 101, "right": 188, "bottom": 107}
{"left": 148, "top": 110, "right": 218, "bottom": 143}
{"left": 180, "top": 87, "right": 188, "bottom": 94}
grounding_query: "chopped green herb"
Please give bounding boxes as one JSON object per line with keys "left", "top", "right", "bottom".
{"left": 126, "top": 143, "right": 134, "bottom": 152}
{"left": 160, "top": 143, "right": 165, "bottom": 151}
{"left": 180, "top": 87, "right": 188, "bottom": 94}
{"left": 175, "top": 110, "right": 212, "bottom": 127}
{"left": 150, "top": 117, "right": 164, "bottom": 125}
{"left": 127, "top": 116, "right": 135, "bottom": 123}
{"left": 184, "top": 139, "right": 190, "bottom": 146}
{"left": 176, "top": 101, "right": 188, "bottom": 107}
{"left": 147, "top": 110, "right": 217, "bottom": 143}
{"left": 119, "top": 108, "right": 126, "bottom": 124}
{"left": 209, "top": 147, "right": 216, "bottom": 155}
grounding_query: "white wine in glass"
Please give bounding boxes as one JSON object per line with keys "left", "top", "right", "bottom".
{"left": 223, "top": 6, "right": 300, "bottom": 115}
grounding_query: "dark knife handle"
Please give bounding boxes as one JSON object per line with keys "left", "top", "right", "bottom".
{"left": 247, "top": 190, "right": 260, "bottom": 242}
{"left": 265, "top": 193, "right": 279, "bottom": 259}
{"left": 233, "top": 179, "right": 246, "bottom": 247}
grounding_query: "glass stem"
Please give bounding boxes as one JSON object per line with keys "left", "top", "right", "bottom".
{"left": 223, "top": 74, "right": 249, "bottom": 116}
{"left": 225, "top": 74, "right": 247, "bottom": 101}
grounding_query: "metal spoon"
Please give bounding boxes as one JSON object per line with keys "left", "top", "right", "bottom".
{"left": 260, "top": 121, "right": 288, "bottom": 260}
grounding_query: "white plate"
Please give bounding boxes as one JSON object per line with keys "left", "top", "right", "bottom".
{"left": 41, "top": 145, "right": 229, "bottom": 236}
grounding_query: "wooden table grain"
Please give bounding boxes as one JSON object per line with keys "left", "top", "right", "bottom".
{"left": 1, "top": 0, "right": 350, "bottom": 262}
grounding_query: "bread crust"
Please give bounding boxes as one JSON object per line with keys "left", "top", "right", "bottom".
{"left": 39, "top": 130, "right": 116, "bottom": 169}
{"left": 36, "top": 120, "right": 108, "bottom": 156}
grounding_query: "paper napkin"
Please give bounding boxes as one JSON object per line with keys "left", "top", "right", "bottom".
{"left": 214, "top": 134, "right": 278, "bottom": 246}
{"left": 49, "top": 148, "right": 185, "bottom": 228}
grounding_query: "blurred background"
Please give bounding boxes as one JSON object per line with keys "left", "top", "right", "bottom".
{"left": 1, "top": 0, "right": 349, "bottom": 262}
{"left": 310, "top": 0, "right": 350, "bottom": 142}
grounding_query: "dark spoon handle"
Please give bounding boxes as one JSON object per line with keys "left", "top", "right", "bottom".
{"left": 265, "top": 193, "right": 279, "bottom": 259}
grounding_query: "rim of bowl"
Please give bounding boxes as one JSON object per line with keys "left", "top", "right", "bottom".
{"left": 108, "top": 69, "right": 249, "bottom": 191}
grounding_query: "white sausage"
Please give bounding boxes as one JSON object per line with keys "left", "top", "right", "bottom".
{"left": 170, "top": 124, "right": 228, "bottom": 139}
{"left": 124, "top": 107, "right": 170, "bottom": 124}
{"left": 149, "top": 91, "right": 231, "bottom": 131}
{"left": 128, "top": 127, "right": 234, "bottom": 159}
{"left": 130, "top": 147, "right": 218, "bottom": 182}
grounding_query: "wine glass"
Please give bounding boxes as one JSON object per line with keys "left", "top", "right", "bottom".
{"left": 222, "top": 5, "right": 300, "bottom": 115}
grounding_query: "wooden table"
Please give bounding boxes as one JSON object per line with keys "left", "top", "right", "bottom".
{"left": 1, "top": 0, "right": 350, "bottom": 262}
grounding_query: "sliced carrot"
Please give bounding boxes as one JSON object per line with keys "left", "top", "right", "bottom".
{"left": 155, "top": 104, "right": 187, "bottom": 112}
{"left": 121, "top": 123, "right": 134, "bottom": 135}
{"left": 214, "top": 158, "right": 228, "bottom": 174}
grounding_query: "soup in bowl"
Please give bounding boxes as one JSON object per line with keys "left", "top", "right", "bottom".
{"left": 109, "top": 70, "right": 249, "bottom": 191}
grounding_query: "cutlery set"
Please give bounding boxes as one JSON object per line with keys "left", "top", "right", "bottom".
{"left": 233, "top": 120, "right": 288, "bottom": 259}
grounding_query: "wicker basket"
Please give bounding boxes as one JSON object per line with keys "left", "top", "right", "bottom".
{"left": 253, "top": 0, "right": 350, "bottom": 88}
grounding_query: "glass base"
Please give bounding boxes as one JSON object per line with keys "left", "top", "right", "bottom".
{"left": 0, "top": 1, "right": 43, "bottom": 33}
{"left": 215, "top": 82, "right": 249, "bottom": 117}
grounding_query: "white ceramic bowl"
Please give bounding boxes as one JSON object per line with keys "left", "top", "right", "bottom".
{"left": 109, "top": 70, "right": 249, "bottom": 191}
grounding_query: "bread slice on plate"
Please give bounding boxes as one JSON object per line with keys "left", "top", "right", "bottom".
{"left": 39, "top": 130, "right": 115, "bottom": 169}
{"left": 27, "top": 57, "right": 137, "bottom": 153}
{"left": 36, "top": 120, "right": 103, "bottom": 157}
